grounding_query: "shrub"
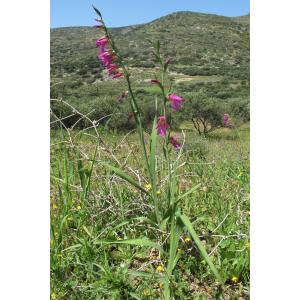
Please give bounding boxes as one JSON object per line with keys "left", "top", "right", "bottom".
{"left": 230, "top": 98, "right": 250, "bottom": 123}
{"left": 182, "top": 95, "right": 226, "bottom": 135}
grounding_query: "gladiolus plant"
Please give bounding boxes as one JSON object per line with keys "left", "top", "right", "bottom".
{"left": 93, "top": 6, "right": 224, "bottom": 299}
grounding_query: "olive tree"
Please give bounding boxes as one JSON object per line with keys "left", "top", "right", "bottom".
{"left": 183, "top": 94, "right": 226, "bottom": 136}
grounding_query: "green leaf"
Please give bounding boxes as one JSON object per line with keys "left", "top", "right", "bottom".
{"left": 92, "top": 5, "right": 103, "bottom": 19}
{"left": 94, "top": 238, "right": 164, "bottom": 253}
{"left": 168, "top": 219, "right": 183, "bottom": 273}
{"left": 129, "top": 293, "right": 141, "bottom": 300}
{"left": 82, "top": 225, "right": 92, "bottom": 237}
{"left": 128, "top": 270, "right": 162, "bottom": 279}
{"left": 178, "top": 183, "right": 202, "bottom": 201}
{"left": 132, "top": 217, "right": 158, "bottom": 228}
{"left": 149, "top": 114, "right": 157, "bottom": 190}
{"left": 156, "top": 40, "right": 160, "bottom": 54}
{"left": 62, "top": 244, "right": 82, "bottom": 252}
{"left": 103, "top": 163, "right": 150, "bottom": 195}
{"left": 177, "top": 213, "right": 224, "bottom": 284}
{"left": 83, "top": 144, "right": 98, "bottom": 200}
{"left": 76, "top": 149, "right": 85, "bottom": 190}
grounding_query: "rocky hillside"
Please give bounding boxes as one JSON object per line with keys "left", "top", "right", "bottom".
{"left": 50, "top": 11, "right": 249, "bottom": 84}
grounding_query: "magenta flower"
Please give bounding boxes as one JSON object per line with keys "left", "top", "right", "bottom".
{"left": 99, "top": 51, "right": 112, "bottom": 66}
{"left": 151, "top": 79, "right": 161, "bottom": 84}
{"left": 95, "top": 32, "right": 122, "bottom": 79}
{"left": 94, "top": 25, "right": 104, "bottom": 29}
{"left": 96, "top": 37, "right": 109, "bottom": 47}
{"left": 170, "top": 136, "right": 181, "bottom": 150}
{"left": 107, "top": 64, "right": 119, "bottom": 75}
{"left": 168, "top": 93, "right": 183, "bottom": 111}
{"left": 112, "top": 72, "right": 124, "bottom": 79}
{"left": 156, "top": 116, "right": 169, "bottom": 137}
{"left": 223, "top": 113, "right": 232, "bottom": 127}
{"left": 150, "top": 79, "right": 163, "bottom": 89}
{"left": 98, "top": 45, "right": 106, "bottom": 56}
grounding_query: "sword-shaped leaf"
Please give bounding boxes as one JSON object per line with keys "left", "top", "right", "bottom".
{"left": 103, "top": 163, "right": 150, "bottom": 195}
{"left": 177, "top": 213, "right": 224, "bottom": 284}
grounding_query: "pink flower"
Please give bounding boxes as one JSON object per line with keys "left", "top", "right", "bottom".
{"left": 170, "top": 136, "right": 181, "bottom": 150}
{"left": 107, "top": 64, "right": 119, "bottom": 74}
{"left": 94, "top": 25, "right": 104, "bottom": 29}
{"left": 96, "top": 37, "right": 109, "bottom": 47}
{"left": 168, "top": 93, "right": 183, "bottom": 111}
{"left": 112, "top": 72, "right": 124, "bottom": 79}
{"left": 95, "top": 33, "right": 121, "bottom": 78}
{"left": 156, "top": 116, "right": 169, "bottom": 137}
{"left": 98, "top": 45, "right": 106, "bottom": 55}
{"left": 99, "top": 51, "right": 112, "bottom": 66}
{"left": 151, "top": 79, "right": 161, "bottom": 84}
{"left": 223, "top": 113, "right": 232, "bottom": 127}
{"left": 150, "top": 79, "right": 163, "bottom": 89}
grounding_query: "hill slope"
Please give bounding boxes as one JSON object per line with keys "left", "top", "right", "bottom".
{"left": 50, "top": 11, "right": 249, "bottom": 83}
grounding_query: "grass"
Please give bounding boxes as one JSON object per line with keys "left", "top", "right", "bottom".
{"left": 50, "top": 125, "right": 249, "bottom": 299}
{"left": 174, "top": 75, "right": 223, "bottom": 84}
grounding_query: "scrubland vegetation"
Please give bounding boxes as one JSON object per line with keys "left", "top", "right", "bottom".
{"left": 50, "top": 9, "right": 250, "bottom": 300}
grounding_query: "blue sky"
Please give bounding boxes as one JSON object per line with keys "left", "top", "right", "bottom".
{"left": 51, "top": 0, "right": 250, "bottom": 28}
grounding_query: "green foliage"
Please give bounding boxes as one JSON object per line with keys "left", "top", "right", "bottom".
{"left": 182, "top": 95, "right": 226, "bottom": 135}
{"left": 50, "top": 10, "right": 250, "bottom": 299}
{"left": 50, "top": 128, "right": 250, "bottom": 299}
{"left": 230, "top": 98, "right": 250, "bottom": 124}
{"left": 50, "top": 12, "right": 249, "bottom": 132}
{"left": 51, "top": 12, "right": 249, "bottom": 85}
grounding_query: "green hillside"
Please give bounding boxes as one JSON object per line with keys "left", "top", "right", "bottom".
{"left": 51, "top": 11, "right": 249, "bottom": 83}
{"left": 50, "top": 12, "right": 249, "bottom": 131}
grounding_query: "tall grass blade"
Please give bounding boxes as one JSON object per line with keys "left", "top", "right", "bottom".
{"left": 76, "top": 149, "right": 85, "bottom": 191}
{"left": 177, "top": 213, "right": 223, "bottom": 283}
{"left": 83, "top": 144, "right": 98, "bottom": 200}
{"left": 103, "top": 163, "right": 150, "bottom": 195}
{"left": 149, "top": 114, "right": 157, "bottom": 189}
{"left": 94, "top": 238, "right": 164, "bottom": 253}
{"left": 178, "top": 183, "right": 202, "bottom": 201}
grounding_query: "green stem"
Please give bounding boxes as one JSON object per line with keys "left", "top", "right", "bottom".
{"left": 97, "top": 14, "right": 161, "bottom": 222}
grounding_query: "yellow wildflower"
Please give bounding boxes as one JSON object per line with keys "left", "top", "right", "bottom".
{"left": 53, "top": 204, "right": 58, "bottom": 209}
{"left": 246, "top": 241, "right": 250, "bottom": 249}
{"left": 77, "top": 205, "right": 81, "bottom": 210}
{"left": 117, "top": 237, "right": 122, "bottom": 241}
{"left": 156, "top": 265, "right": 164, "bottom": 273}
{"left": 156, "top": 190, "right": 161, "bottom": 196}
{"left": 142, "top": 289, "right": 150, "bottom": 296}
{"left": 231, "top": 276, "right": 239, "bottom": 284}
{"left": 51, "top": 293, "right": 57, "bottom": 300}
{"left": 145, "top": 184, "right": 152, "bottom": 192}
{"left": 184, "top": 237, "right": 191, "bottom": 243}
